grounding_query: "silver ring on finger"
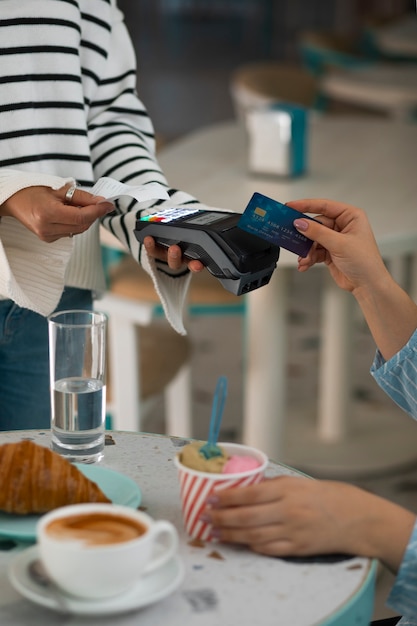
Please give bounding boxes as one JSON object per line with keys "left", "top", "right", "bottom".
{"left": 65, "top": 184, "right": 77, "bottom": 203}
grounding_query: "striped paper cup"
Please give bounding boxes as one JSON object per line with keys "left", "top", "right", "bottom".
{"left": 174, "top": 442, "right": 268, "bottom": 541}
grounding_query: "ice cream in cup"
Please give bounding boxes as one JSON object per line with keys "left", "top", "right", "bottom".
{"left": 174, "top": 441, "right": 268, "bottom": 541}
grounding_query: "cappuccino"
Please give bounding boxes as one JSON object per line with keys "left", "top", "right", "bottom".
{"left": 38, "top": 503, "right": 179, "bottom": 599}
{"left": 46, "top": 512, "right": 146, "bottom": 546}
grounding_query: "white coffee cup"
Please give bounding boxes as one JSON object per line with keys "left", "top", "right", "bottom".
{"left": 37, "top": 503, "right": 178, "bottom": 599}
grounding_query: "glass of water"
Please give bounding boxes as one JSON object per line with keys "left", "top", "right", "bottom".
{"left": 48, "top": 310, "right": 107, "bottom": 463}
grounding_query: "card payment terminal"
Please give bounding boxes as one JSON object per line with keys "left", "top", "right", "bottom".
{"left": 134, "top": 207, "right": 280, "bottom": 295}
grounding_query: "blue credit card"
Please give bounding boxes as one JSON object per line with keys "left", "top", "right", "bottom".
{"left": 238, "top": 192, "right": 315, "bottom": 258}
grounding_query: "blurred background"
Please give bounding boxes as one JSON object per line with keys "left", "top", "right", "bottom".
{"left": 109, "top": 0, "right": 417, "bottom": 454}
{"left": 118, "top": 0, "right": 415, "bottom": 141}
{"left": 104, "top": 1, "right": 417, "bottom": 620}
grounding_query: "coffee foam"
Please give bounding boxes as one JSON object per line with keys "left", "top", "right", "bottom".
{"left": 46, "top": 512, "right": 147, "bottom": 546}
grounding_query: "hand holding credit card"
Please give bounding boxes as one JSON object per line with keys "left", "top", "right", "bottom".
{"left": 238, "top": 192, "right": 316, "bottom": 258}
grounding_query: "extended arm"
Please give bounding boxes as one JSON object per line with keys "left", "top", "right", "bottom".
{"left": 289, "top": 199, "right": 417, "bottom": 361}
{"left": 204, "top": 476, "right": 416, "bottom": 575}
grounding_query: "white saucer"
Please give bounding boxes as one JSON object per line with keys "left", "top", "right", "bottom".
{"left": 9, "top": 545, "right": 185, "bottom": 616}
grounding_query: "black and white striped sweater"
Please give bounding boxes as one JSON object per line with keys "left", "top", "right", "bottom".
{"left": 0, "top": 0, "right": 207, "bottom": 333}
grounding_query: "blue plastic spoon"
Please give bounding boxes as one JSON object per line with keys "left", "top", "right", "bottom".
{"left": 199, "top": 376, "right": 228, "bottom": 460}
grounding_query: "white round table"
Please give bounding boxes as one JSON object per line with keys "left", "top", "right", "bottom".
{"left": 0, "top": 430, "right": 377, "bottom": 626}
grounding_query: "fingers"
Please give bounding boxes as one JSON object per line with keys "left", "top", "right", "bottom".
{"left": 284, "top": 200, "right": 344, "bottom": 272}
{"left": 55, "top": 184, "right": 114, "bottom": 239}
{"left": 64, "top": 183, "right": 77, "bottom": 203}
{"left": 62, "top": 183, "right": 100, "bottom": 207}
{"left": 166, "top": 244, "right": 184, "bottom": 269}
{"left": 2, "top": 184, "right": 115, "bottom": 243}
{"left": 61, "top": 183, "right": 114, "bottom": 213}
{"left": 204, "top": 495, "right": 290, "bottom": 551}
{"left": 51, "top": 206, "right": 113, "bottom": 241}
{"left": 287, "top": 198, "right": 357, "bottom": 219}
{"left": 288, "top": 198, "right": 371, "bottom": 249}
{"left": 200, "top": 477, "right": 351, "bottom": 558}
{"left": 143, "top": 237, "right": 182, "bottom": 268}
{"left": 250, "top": 538, "right": 296, "bottom": 557}
{"left": 188, "top": 259, "right": 205, "bottom": 273}
{"left": 207, "top": 499, "right": 282, "bottom": 532}
{"left": 211, "top": 477, "right": 291, "bottom": 509}
{"left": 143, "top": 236, "right": 205, "bottom": 271}
{"left": 205, "top": 499, "right": 315, "bottom": 559}
{"left": 297, "top": 245, "right": 328, "bottom": 272}
{"left": 212, "top": 521, "right": 290, "bottom": 552}
{"left": 143, "top": 236, "right": 164, "bottom": 261}
{"left": 293, "top": 216, "right": 335, "bottom": 246}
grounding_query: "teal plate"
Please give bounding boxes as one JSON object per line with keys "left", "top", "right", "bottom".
{"left": 0, "top": 465, "right": 142, "bottom": 544}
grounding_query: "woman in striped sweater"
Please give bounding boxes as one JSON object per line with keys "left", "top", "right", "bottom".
{"left": 0, "top": 0, "right": 206, "bottom": 429}
{"left": 203, "top": 201, "right": 417, "bottom": 625}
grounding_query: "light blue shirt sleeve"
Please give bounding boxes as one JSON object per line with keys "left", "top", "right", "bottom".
{"left": 370, "top": 329, "right": 417, "bottom": 420}
{"left": 388, "top": 520, "right": 417, "bottom": 623}
{"left": 370, "top": 329, "right": 417, "bottom": 623}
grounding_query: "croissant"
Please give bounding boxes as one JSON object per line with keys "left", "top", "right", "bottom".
{"left": 0, "top": 440, "right": 111, "bottom": 515}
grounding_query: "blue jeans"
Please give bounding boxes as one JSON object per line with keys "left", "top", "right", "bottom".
{"left": 0, "top": 288, "right": 93, "bottom": 430}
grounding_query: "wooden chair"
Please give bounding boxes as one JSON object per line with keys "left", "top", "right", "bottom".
{"left": 298, "top": 29, "right": 417, "bottom": 120}
{"left": 230, "top": 61, "right": 320, "bottom": 121}
{"left": 229, "top": 59, "right": 392, "bottom": 121}
{"left": 298, "top": 30, "right": 372, "bottom": 77}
